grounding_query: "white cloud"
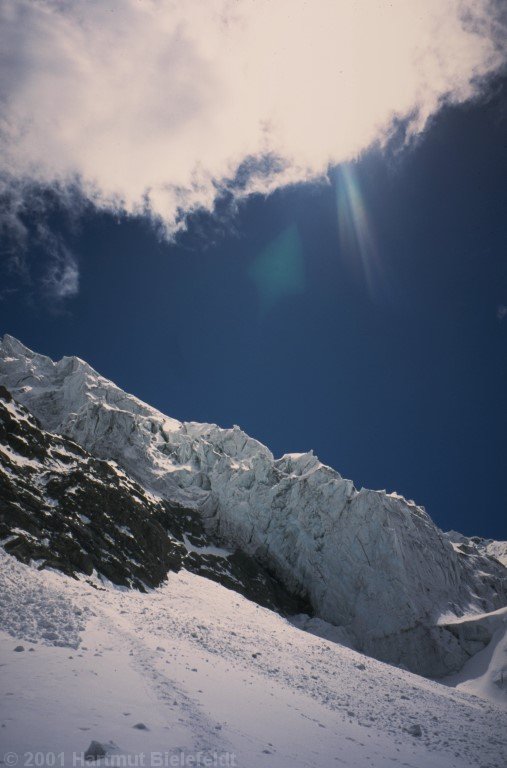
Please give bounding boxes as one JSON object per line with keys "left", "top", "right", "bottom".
{"left": 0, "top": 176, "right": 85, "bottom": 303}
{"left": 43, "top": 248, "right": 79, "bottom": 300}
{"left": 36, "top": 223, "right": 79, "bottom": 300}
{"left": 0, "top": 0, "right": 505, "bottom": 234}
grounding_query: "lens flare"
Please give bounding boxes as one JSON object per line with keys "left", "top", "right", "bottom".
{"left": 248, "top": 224, "right": 305, "bottom": 316}
{"left": 336, "top": 163, "right": 386, "bottom": 299}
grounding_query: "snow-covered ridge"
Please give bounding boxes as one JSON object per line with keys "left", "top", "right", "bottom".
{"left": 1, "top": 334, "right": 506, "bottom": 677}
{"left": 446, "top": 530, "right": 507, "bottom": 568}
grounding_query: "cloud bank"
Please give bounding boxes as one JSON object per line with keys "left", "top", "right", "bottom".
{"left": 0, "top": 0, "right": 506, "bottom": 235}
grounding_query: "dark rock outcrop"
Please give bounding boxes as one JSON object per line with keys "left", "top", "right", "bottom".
{"left": 0, "top": 386, "right": 309, "bottom": 616}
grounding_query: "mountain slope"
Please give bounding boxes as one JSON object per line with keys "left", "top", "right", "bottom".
{"left": 442, "top": 606, "right": 507, "bottom": 708}
{"left": 0, "top": 385, "right": 307, "bottom": 614}
{"left": 0, "top": 334, "right": 506, "bottom": 677}
{"left": 1, "top": 549, "right": 506, "bottom": 768}
{"left": 446, "top": 530, "right": 507, "bottom": 568}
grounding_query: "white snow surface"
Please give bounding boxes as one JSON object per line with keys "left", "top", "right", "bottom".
{"left": 446, "top": 531, "right": 507, "bottom": 568}
{"left": 442, "top": 608, "right": 507, "bottom": 709}
{"left": 484, "top": 541, "right": 507, "bottom": 567}
{"left": 0, "top": 550, "right": 506, "bottom": 768}
{"left": 0, "top": 334, "right": 506, "bottom": 677}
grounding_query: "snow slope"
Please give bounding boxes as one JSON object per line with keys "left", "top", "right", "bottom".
{"left": 442, "top": 607, "right": 507, "bottom": 708}
{"left": 0, "top": 334, "right": 506, "bottom": 678}
{"left": 446, "top": 531, "right": 507, "bottom": 568}
{"left": 1, "top": 550, "right": 506, "bottom": 768}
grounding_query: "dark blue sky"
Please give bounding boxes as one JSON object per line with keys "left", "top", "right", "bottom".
{"left": 1, "top": 81, "right": 506, "bottom": 539}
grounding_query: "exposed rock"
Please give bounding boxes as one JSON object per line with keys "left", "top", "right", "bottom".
{"left": 84, "top": 741, "right": 107, "bottom": 761}
{"left": 0, "top": 384, "right": 308, "bottom": 615}
{"left": 0, "top": 334, "right": 506, "bottom": 677}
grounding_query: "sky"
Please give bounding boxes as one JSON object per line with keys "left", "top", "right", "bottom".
{"left": 0, "top": 0, "right": 506, "bottom": 539}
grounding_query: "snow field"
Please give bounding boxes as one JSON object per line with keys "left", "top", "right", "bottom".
{"left": 0, "top": 551, "right": 506, "bottom": 768}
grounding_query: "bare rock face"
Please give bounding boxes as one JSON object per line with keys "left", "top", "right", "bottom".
{"left": 1, "top": 334, "right": 506, "bottom": 677}
{"left": 0, "top": 384, "right": 307, "bottom": 614}
{"left": 0, "top": 385, "right": 186, "bottom": 589}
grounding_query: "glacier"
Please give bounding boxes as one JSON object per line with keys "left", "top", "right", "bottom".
{"left": 0, "top": 333, "right": 505, "bottom": 677}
